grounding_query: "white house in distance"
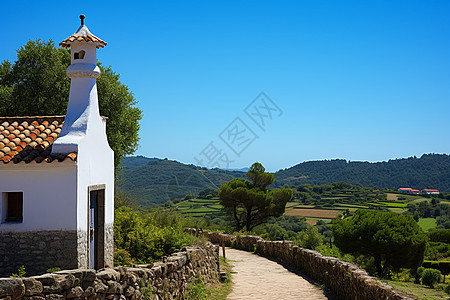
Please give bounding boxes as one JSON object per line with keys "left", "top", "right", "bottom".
{"left": 0, "top": 15, "right": 114, "bottom": 276}
{"left": 398, "top": 187, "right": 440, "bottom": 195}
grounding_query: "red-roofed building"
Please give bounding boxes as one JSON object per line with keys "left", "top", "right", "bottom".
{"left": 398, "top": 188, "right": 421, "bottom": 194}
{"left": 0, "top": 16, "right": 114, "bottom": 277}
{"left": 422, "top": 189, "right": 440, "bottom": 195}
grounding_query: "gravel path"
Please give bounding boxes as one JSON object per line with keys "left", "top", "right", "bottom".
{"left": 222, "top": 248, "right": 330, "bottom": 300}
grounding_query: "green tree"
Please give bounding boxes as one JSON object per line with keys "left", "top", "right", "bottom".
{"left": 333, "top": 210, "right": 428, "bottom": 277}
{"left": 0, "top": 39, "right": 142, "bottom": 167}
{"left": 219, "top": 162, "right": 293, "bottom": 231}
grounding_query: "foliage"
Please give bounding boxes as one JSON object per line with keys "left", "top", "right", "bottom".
{"left": 219, "top": 162, "right": 293, "bottom": 231}
{"left": 422, "top": 261, "right": 450, "bottom": 278}
{"left": 407, "top": 201, "right": 450, "bottom": 227}
{"left": 185, "top": 276, "right": 208, "bottom": 299}
{"left": 428, "top": 229, "right": 450, "bottom": 243}
{"left": 46, "top": 267, "right": 61, "bottom": 273}
{"left": 198, "top": 188, "right": 219, "bottom": 199}
{"left": 114, "top": 248, "right": 134, "bottom": 267}
{"left": 421, "top": 268, "right": 442, "bottom": 287}
{"left": 139, "top": 279, "right": 155, "bottom": 300}
{"left": 333, "top": 210, "right": 428, "bottom": 277}
{"left": 114, "top": 206, "right": 196, "bottom": 264}
{"left": 114, "top": 188, "right": 138, "bottom": 209}
{"left": 10, "top": 265, "right": 26, "bottom": 278}
{"left": 425, "top": 242, "right": 450, "bottom": 261}
{"left": 296, "top": 226, "right": 323, "bottom": 250}
{"left": 0, "top": 39, "right": 142, "bottom": 167}
{"left": 251, "top": 216, "right": 309, "bottom": 241}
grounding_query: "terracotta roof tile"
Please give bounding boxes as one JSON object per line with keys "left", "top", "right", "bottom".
{"left": 0, "top": 116, "right": 77, "bottom": 165}
{"left": 60, "top": 24, "right": 107, "bottom": 49}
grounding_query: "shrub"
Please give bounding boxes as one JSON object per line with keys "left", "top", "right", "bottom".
{"left": 46, "top": 267, "right": 61, "bottom": 273}
{"left": 444, "top": 284, "right": 450, "bottom": 294}
{"left": 114, "top": 248, "right": 134, "bottom": 266}
{"left": 417, "top": 266, "right": 425, "bottom": 277}
{"left": 11, "top": 265, "right": 26, "bottom": 278}
{"left": 421, "top": 268, "right": 442, "bottom": 287}
{"left": 114, "top": 206, "right": 196, "bottom": 263}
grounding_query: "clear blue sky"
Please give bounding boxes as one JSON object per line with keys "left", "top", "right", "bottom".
{"left": 2, "top": 1, "right": 449, "bottom": 171}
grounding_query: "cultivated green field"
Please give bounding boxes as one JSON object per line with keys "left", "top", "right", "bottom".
{"left": 175, "top": 190, "right": 444, "bottom": 230}
{"left": 418, "top": 218, "right": 437, "bottom": 232}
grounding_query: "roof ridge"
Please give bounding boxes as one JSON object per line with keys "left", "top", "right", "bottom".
{"left": 0, "top": 115, "right": 66, "bottom": 120}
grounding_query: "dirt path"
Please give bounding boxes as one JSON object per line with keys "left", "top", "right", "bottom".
{"left": 222, "top": 248, "right": 330, "bottom": 299}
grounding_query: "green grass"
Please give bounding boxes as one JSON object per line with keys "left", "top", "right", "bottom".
{"left": 185, "top": 256, "right": 233, "bottom": 300}
{"left": 205, "top": 256, "right": 233, "bottom": 299}
{"left": 418, "top": 218, "right": 437, "bottom": 232}
{"left": 208, "top": 204, "right": 224, "bottom": 209}
{"left": 386, "top": 280, "right": 449, "bottom": 300}
{"left": 388, "top": 207, "right": 408, "bottom": 214}
{"left": 183, "top": 207, "right": 219, "bottom": 213}
{"left": 377, "top": 201, "right": 407, "bottom": 208}
{"left": 334, "top": 204, "right": 368, "bottom": 208}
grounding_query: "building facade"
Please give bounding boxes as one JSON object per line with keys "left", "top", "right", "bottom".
{"left": 0, "top": 16, "right": 114, "bottom": 277}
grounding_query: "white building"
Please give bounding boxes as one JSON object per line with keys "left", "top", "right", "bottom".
{"left": 0, "top": 15, "right": 114, "bottom": 276}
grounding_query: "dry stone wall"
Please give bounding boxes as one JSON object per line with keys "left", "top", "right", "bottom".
{"left": 0, "top": 231, "right": 79, "bottom": 278}
{"left": 0, "top": 243, "right": 219, "bottom": 300}
{"left": 188, "top": 229, "right": 412, "bottom": 300}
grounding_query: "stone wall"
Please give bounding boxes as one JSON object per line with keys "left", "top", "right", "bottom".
{"left": 77, "top": 231, "right": 89, "bottom": 270}
{"left": 0, "top": 243, "right": 219, "bottom": 299}
{"left": 191, "top": 229, "right": 412, "bottom": 300}
{"left": 104, "top": 224, "right": 114, "bottom": 268}
{"left": 0, "top": 231, "right": 79, "bottom": 277}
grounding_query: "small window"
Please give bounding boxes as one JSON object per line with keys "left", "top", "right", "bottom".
{"left": 74, "top": 50, "right": 85, "bottom": 60}
{"left": 4, "top": 192, "right": 23, "bottom": 222}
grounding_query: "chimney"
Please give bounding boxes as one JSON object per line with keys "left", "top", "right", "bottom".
{"left": 52, "top": 15, "right": 107, "bottom": 154}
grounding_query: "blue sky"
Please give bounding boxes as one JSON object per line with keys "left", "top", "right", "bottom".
{"left": 1, "top": 1, "right": 449, "bottom": 171}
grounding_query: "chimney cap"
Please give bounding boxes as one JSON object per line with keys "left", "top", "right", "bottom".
{"left": 59, "top": 15, "right": 107, "bottom": 49}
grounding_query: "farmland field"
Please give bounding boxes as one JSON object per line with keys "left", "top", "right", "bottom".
{"left": 386, "top": 193, "right": 398, "bottom": 201}
{"left": 418, "top": 218, "right": 437, "bottom": 232}
{"left": 284, "top": 209, "right": 340, "bottom": 218}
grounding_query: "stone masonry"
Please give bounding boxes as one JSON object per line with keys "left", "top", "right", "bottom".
{"left": 0, "top": 242, "right": 219, "bottom": 299}
{"left": 0, "top": 231, "right": 79, "bottom": 278}
{"left": 105, "top": 224, "right": 114, "bottom": 268}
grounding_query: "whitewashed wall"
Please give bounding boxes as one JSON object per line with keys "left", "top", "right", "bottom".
{"left": 76, "top": 118, "right": 115, "bottom": 232}
{"left": 0, "top": 162, "right": 77, "bottom": 232}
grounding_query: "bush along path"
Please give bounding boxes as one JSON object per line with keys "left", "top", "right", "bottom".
{"left": 223, "top": 247, "right": 329, "bottom": 299}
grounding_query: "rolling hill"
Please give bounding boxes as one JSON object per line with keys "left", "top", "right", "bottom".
{"left": 118, "top": 156, "right": 245, "bottom": 207}
{"left": 274, "top": 153, "right": 450, "bottom": 191}
{"left": 119, "top": 153, "right": 450, "bottom": 207}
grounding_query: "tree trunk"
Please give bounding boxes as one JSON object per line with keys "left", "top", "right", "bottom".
{"left": 374, "top": 256, "right": 383, "bottom": 277}
{"left": 246, "top": 206, "right": 252, "bottom": 231}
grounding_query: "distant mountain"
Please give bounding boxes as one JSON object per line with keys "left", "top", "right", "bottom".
{"left": 118, "top": 157, "right": 245, "bottom": 207}
{"left": 221, "top": 167, "right": 250, "bottom": 172}
{"left": 119, "top": 153, "right": 450, "bottom": 207}
{"left": 274, "top": 153, "right": 450, "bottom": 191}
{"left": 120, "top": 155, "right": 159, "bottom": 169}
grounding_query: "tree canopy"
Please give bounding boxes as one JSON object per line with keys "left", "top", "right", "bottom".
{"left": 219, "top": 162, "right": 293, "bottom": 231}
{"left": 333, "top": 210, "right": 428, "bottom": 277}
{"left": 0, "top": 39, "right": 142, "bottom": 167}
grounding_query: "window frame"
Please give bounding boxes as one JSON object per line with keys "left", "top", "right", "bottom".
{"left": 2, "top": 192, "right": 23, "bottom": 223}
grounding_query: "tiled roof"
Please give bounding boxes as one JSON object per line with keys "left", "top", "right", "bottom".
{"left": 0, "top": 116, "right": 77, "bottom": 164}
{"left": 60, "top": 24, "right": 107, "bottom": 49}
